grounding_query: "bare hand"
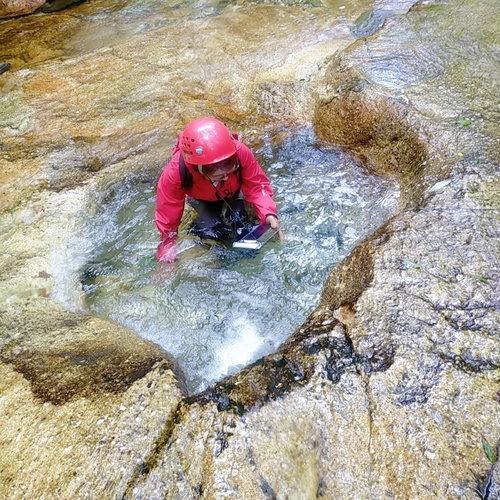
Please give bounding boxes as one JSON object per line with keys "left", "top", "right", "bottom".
{"left": 266, "top": 215, "right": 285, "bottom": 241}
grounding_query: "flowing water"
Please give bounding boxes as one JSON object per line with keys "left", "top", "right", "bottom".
{"left": 54, "top": 126, "right": 398, "bottom": 393}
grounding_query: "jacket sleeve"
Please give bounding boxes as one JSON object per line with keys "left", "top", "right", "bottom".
{"left": 237, "top": 143, "right": 278, "bottom": 224}
{"left": 155, "top": 153, "right": 185, "bottom": 238}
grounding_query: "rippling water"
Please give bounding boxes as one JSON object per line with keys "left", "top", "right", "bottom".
{"left": 53, "top": 126, "right": 398, "bottom": 392}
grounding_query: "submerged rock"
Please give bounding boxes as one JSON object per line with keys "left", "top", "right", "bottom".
{"left": 351, "top": 8, "right": 393, "bottom": 39}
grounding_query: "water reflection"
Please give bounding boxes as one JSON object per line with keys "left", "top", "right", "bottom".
{"left": 67, "top": 127, "right": 398, "bottom": 393}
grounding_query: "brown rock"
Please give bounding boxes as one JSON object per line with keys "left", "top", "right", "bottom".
{"left": 0, "top": 0, "right": 45, "bottom": 18}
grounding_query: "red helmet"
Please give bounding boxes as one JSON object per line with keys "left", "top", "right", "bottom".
{"left": 179, "top": 117, "right": 237, "bottom": 166}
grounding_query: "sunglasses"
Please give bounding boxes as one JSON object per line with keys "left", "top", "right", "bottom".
{"left": 201, "top": 157, "right": 238, "bottom": 177}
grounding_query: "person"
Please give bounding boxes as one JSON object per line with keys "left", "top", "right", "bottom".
{"left": 155, "top": 117, "right": 283, "bottom": 262}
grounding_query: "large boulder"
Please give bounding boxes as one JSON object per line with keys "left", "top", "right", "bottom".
{"left": 0, "top": 0, "right": 45, "bottom": 18}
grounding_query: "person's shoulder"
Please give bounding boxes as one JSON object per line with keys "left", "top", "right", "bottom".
{"left": 235, "top": 140, "right": 256, "bottom": 161}
{"left": 235, "top": 139, "right": 249, "bottom": 152}
{"left": 160, "top": 152, "right": 182, "bottom": 183}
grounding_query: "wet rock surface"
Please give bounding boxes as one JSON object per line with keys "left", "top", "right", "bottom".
{"left": 0, "top": 300, "right": 185, "bottom": 404}
{"left": 0, "top": 0, "right": 499, "bottom": 498}
{"left": 0, "top": 0, "right": 45, "bottom": 18}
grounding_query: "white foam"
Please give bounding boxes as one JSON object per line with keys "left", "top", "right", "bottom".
{"left": 214, "top": 317, "right": 266, "bottom": 378}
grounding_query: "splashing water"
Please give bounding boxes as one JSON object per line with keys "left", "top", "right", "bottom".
{"left": 53, "top": 127, "right": 398, "bottom": 393}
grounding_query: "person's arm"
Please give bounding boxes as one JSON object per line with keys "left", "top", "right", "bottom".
{"left": 237, "top": 143, "right": 284, "bottom": 240}
{"left": 155, "top": 154, "right": 185, "bottom": 261}
{"left": 156, "top": 232, "right": 178, "bottom": 262}
{"left": 237, "top": 143, "right": 277, "bottom": 220}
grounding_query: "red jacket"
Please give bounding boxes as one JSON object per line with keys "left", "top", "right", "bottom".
{"left": 155, "top": 139, "right": 277, "bottom": 242}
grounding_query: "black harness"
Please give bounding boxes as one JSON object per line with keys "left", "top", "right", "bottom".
{"left": 178, "top": 154, "right": 194, "bottom": 189}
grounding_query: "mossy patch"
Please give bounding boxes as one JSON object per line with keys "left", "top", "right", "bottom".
{"left": 189, "top": 321, "right": 356, "bottom": 414}
{"left": 0, "top": 302, "right": 182, "bottom": 404}
{"left": 313, "top": 61, "right": 447, "bottom": 209}
{"left": 0, "top": 341, "right": 169, "bottom": 405}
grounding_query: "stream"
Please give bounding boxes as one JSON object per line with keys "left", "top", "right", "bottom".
{"left": 53, "top": 126, "right": 398, "bottom": 393}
